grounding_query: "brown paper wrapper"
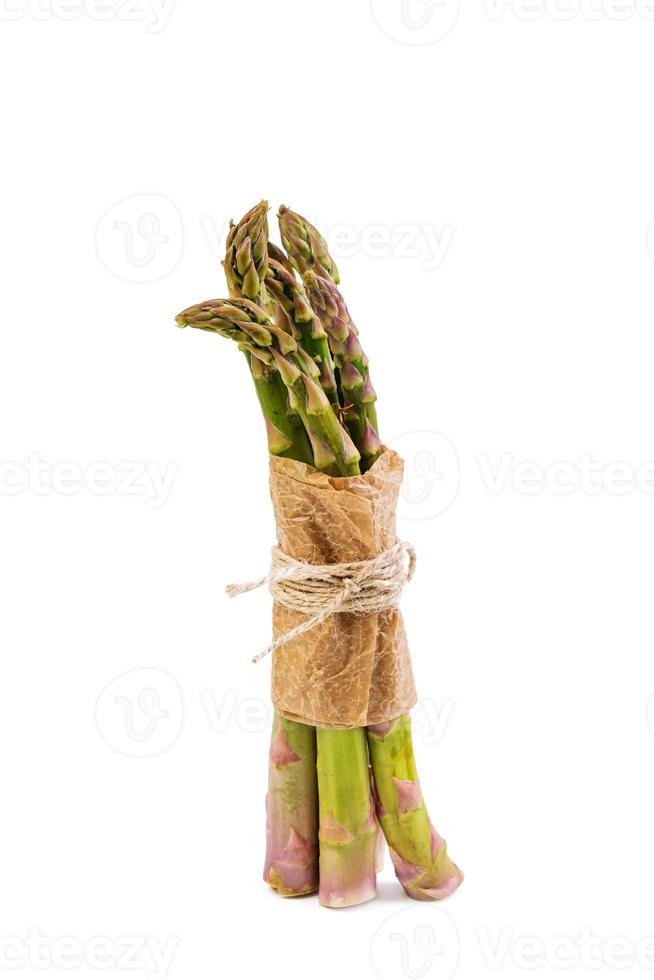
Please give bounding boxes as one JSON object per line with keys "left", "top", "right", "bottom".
{"left": 269, "top": 449, "right": 417, "bottom": 729}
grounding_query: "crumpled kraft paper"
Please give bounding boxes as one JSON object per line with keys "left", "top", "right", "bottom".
{"left": 269, "top": 449, "right": 417, "bottom": 729}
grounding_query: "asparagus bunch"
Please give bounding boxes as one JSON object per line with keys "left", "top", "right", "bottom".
{"left": 177, "top": 201, "right": 462, "bottom": 907}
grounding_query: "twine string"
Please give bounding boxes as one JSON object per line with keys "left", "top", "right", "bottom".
{"left": 226, "top": 540, "right": 416, "bottom": 664}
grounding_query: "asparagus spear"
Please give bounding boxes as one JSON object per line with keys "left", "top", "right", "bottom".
{"left": 276, "top": 200, "right": 377, "bottom": 449}
{"left": 265, "top": 260, "right": 339, "bottom": 407}
{"left": 264, "top": 714, "right": 319, "bottom": 896}
{"left": 303, "top": 271, "right": 382, "bottom": 469}
{"left": 223, "top": 200, "right": 270, "bottom": 305}
{"left": 176, "top": 299, "right": 360, "bottom": 477}
{"left": 316, "top": 727, "right": 377, "bottom": 907}
{"left": 278, "top": 205, "right": 340, "bottom": 284}
{"left": 367, "top": 715, "right": 463, "bottom": 900}
{"left": 221, "top": 205, "right": 315, "bottom": 456}
{"left": 273, "top": 207, "right": 379, "bottom": 464}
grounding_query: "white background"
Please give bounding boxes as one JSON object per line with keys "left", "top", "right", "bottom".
{"left": 3, "top": 1, "right": 654, "bottom": 978}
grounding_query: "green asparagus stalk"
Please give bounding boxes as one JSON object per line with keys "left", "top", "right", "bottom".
{"left": 265, "top": 260, "right": 339, "bottom": 407}
{"left": 220, "top": 205, "right": 315, "bottom": 457}
{"left": 264, "top": 714, "right": 319, "bottom": 896}
{"left": 223, "top": 200, "right": 270, "bottom": 305}
{"left": 176, "top": 299, "right": 360, "bottom": 477}
{"left": 316, "top": 727, "right": 377, "bottom": 907}
{"left": 367, "top": 715, "right": 463, "bottom": 901}
{"left": 303, "top": 271, "right": 382, "bottom": 469}
{"left": 274, "top": 207, "right": 380, "bottom": 465}
{"left": 278, "top": 206, "right": 340, "bottom": 284}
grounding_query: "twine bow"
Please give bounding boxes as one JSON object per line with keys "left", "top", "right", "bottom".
{"left": 226, "top": 540, "right": 416, "bottom": 664}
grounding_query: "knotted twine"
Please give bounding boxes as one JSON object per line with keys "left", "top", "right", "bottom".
{"left": 226, "top": 539, "right": 417, "bottom": 664}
